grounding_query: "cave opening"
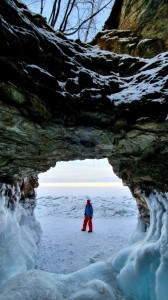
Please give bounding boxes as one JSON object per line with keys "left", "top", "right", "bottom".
{"left": 35, "top": 158, "right": 137, "bottom": 274}
{"left": 37, "top": 158, "right": 129, "bottom": 196}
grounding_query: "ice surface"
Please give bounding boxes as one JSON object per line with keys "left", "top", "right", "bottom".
{"left": 1, "top": 184, "right": 168, "bottom": 299}
{"left": 0, "top": 265, "right": 120, "bottom": 300}
{"left": 0, "top": 184, "right": 136, "bottom": 299}
{"left": 35, "top": 189, "right": 137, "bottom": 274}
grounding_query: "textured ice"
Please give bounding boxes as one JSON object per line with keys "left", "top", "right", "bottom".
{"left": 112, "top": 191, "right": 168, "bottom": 300}
{"left": 0, "top": 184, "right": 41, "bottom": 286}
{"left": 1, "top": 183, "right": 168, "bottom": 299}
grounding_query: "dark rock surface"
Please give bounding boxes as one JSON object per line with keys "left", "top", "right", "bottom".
{"left": 0, "top": 0, "right": 168, "bottom": 222}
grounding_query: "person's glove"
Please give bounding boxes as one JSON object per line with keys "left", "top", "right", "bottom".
{"left": 90, "top": 217, "right": 92, "bottom": 219}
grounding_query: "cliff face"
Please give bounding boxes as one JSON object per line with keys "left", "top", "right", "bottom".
{"left": 106, "top": 0, "right": 168, "bottom": 40}
{"left": 94, "top": 0, "right": 168, "bottom": 58}
{"left": 0, "top": 0, "right": 168, "bottom": 223}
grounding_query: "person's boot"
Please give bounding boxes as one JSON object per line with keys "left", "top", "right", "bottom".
{"left": 81, "top": 229, "right": 85, "bottom": 231}
{"left": 88, "top": 230, "right": 92, "bottom": 233}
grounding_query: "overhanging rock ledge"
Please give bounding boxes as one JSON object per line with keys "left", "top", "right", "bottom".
{"left": 0, "top": 0, "right": 168, "bottom": 222}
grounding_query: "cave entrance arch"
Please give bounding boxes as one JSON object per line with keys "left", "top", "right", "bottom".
{"left": 35, "top": 158, "right": 137, "bottom": 274}
{"left": 37, "top": 158, "right": 131, "bottom": 198}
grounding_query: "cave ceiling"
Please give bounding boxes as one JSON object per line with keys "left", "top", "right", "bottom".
{"left": 0, "top": 0, "right": 168, "bottom": 193}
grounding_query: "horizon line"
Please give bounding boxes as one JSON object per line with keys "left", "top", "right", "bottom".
{"left": 39, "top": 182, "right": 124, "bottom": 187}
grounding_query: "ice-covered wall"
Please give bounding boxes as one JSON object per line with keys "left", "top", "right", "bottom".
{"left": 112, "top": 191, "right": 168, "bottom": 300}
{"left": 0, "top": 183, "right": 41, "bottom": 285}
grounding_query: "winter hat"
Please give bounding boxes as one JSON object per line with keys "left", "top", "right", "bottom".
{"left": 87, "top": 199, "right": 91, "bottom": 205}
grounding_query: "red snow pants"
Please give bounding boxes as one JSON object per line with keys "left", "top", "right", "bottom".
{"left": 82, "top": 216, "right": 92, "bottom": 231}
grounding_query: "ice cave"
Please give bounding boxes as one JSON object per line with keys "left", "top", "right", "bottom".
{"left": 0, "top": 0, "right": 168, "bottom": 299}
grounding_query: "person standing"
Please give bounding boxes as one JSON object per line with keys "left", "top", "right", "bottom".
{"left": 81, "top": 199, "right": 93, "bottom": 232}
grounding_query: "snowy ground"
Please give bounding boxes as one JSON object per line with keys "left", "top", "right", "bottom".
{"left": 35, "top": 186, "right": 137, "bottom": 274}
{"left": 2, "top": 186, "right": 167, "bottom": 300}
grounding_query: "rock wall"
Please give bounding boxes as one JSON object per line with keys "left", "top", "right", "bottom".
{"left": 93, "top": 0, "right": 168, "bottom": 58}
{"left": 91, "top": 29, "right": 165, "bottom": 58}
{"left": 105, "top": 0, "right": 168, "bottom": 41}
{"left": 0, "top": 0, "right": 168, "bottom": 224}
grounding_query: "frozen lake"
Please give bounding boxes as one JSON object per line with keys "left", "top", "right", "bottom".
{"left": 35, "top": 185, "right": 138, "bottom": 274}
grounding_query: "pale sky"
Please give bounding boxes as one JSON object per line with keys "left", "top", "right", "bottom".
{"left": 39, "top": 158, "right": 121, "bottom": 183}
{"left": 24, "top": 0, "right": 114, "bottom": 41}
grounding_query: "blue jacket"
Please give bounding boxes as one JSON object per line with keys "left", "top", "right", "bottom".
{"left": 85, "top": 204, "right": 93, "bottom": 217}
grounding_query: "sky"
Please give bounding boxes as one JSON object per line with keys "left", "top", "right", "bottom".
{"left": 23, "top": 0, "right": 114, "bottom": 41}
{"left": 39, "top": 158, "right": 122, "bottom": 186}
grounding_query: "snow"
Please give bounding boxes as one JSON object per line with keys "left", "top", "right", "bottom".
{"left": 26, "top": 64, "right": 55, "bottom": 78}
{"left": 1, "top": 185, "right": 168, "bottom": 299}
{"left": 7, "top": 2, "right": 168, "bottom": 113}
{"left": 0, "top": 184, "right": 137, "bottom": 299}
{"left": 35, "top": 187, "right": 137, "bottom": 274}
{"left": 108, "top": 57, "right": 168, "bottom": 105}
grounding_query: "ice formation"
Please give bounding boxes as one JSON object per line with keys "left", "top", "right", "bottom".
{"left": 112, "top": 191, "right": 168, "bottom": 300}
{"left": 0, "top": 184, "right": 41, "bottom": 286}
{"left": 0, "top": 189, "right": 168, "bottom": 299}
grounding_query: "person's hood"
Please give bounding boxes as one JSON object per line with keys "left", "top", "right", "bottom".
{"left": 87, "top": 199, "right": 91, "bottom": 205}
